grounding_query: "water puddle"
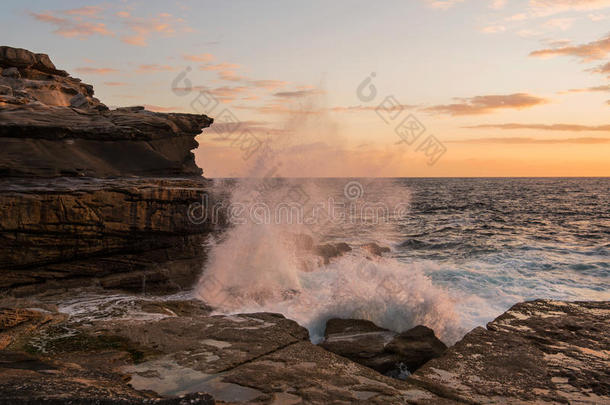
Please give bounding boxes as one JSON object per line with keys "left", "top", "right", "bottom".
{"left": 123, "top": 358, "right": 263, "bottom": 403}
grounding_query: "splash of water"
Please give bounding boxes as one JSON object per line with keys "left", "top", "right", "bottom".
{"left": 196, "top": 178, "right": 462, "bottom": 344}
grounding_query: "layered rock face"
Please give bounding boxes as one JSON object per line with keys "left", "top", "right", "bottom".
{"left": 0, "top": 46, "right": 212, "bottom": 178}
{"left": 0, "top": 46, "right": 216, "bottom": 294}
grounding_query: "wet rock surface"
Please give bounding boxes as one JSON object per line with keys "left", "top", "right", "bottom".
{"left": 0, "top": 301, "right": 452, "bottom": 404}
{"left": 410, "top": 299, "right": 610, "bottom": 404}
{"left": 319, "top": 318, "right": 447, "bottom": 377}
{"left": 1, "top": 298, "right": 608, "bottom": 404}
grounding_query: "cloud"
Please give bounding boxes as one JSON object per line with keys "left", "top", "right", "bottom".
{"left": 543, "top": 18, "right": 574, "bottom": 31}
{"left": 529, "top": 0, "right": 610, "bottom": 16}
{"left": 199, "top": 62, "right": 241, "bottom": 71}
{"left": 121, "top": 13, "right": 191, "bottom": 46}
{"left": 143, "top": 104, "right": 181, "bottom": 112}
{"left": 273, "top": 89, "right": 325, "bottom": 98}
{"left": 30, "top": 11, "right": 113, "bottom": 38}
{"left": 247, "top": 80, "right": 289, "bottom": 90}
{"left": 234, "top": 104, "right": 324, "bottom": 115}
{"left": 481, "top": 25, "right": 506, "bottom": 34}
{"left": 75, "top": 67, "right": 119, "bottom": 74}
{"left": 560, "top": 84, "right": 610, "bottom": 93}
{"left": 183, "top": 53, "right": 215, "bottom": 62}
{"left": 198, "top": 62, "right": 245, "bottom": 81}
{"left": 64, "top": 6, "right": 103, "bottom": 16}
{"left": 424, "top": 93, "right": 549, "bottom": 115}
{"left": 490, "top": 0, "right": 507, "bottom": 10}
{"left": 424, "top": 0, "right": 464, "bottom": 10}
{"left": 218, "top": 70, "right": 245, "bottom": 82}
{"left": 209, "top": 120, "right": 288, "bottom": 136}
{"left": 529, "top": 33, "right": 610, "bottom": 61}
{"left": 448, "top": 137, "right": 610, "bottom": 144}
{"left": 587, "top": 61, "right": 610, "bottom": 77}
{"left": 464, "top": 123, "right": 610, "bottom": 131}
{"left": 329, "top": 104, "right": 417, "bottom": 113}
{"left": 137, "top": 64, "right": 177, "bottom": 72}
{"left": 103, "top": 81, "right": 127, "bottom": 86}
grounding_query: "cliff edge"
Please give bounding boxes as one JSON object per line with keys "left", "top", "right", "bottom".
{"left": 0, "top": 46, "right": 218, "bottom": 295}
{"left": 0, "top": 45, "right": 212, "bottom": 178}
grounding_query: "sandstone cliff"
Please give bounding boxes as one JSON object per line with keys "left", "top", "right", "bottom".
{"left": 0, "top": 46, "right": 216, "bottom": 295}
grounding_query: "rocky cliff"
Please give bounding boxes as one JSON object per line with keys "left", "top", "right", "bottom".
{"left": 0, "top": 46, "right": 217, "bottom": 295}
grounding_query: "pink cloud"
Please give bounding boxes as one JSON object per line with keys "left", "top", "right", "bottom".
{"left": 137, "top": 64, "right": 178, "bottom": 72}
{"left": 183, "top": 53, "right": 215, "bottom": 62}
{"left": 75, "top": 67, "right": 119, "bottom": 74}
{"left": 424, "top": 93, "right": 549, "bottom": 115}
{"left": 30, "top": 12, "right": 113, "bottom": 38}
{"left": 530, "top": 33, "right": 610, "bottom": 61}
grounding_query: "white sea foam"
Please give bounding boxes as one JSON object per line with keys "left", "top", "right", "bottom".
{"left": 195, "top": 178, "right": 462, "bottom": 344}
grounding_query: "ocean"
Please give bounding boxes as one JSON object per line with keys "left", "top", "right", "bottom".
{"left": 196, "top": 177, "right": 609, "bottom": 343}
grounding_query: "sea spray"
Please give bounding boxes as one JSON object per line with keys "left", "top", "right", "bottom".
{"left": 196, "top": 178, "right": 462, "bottom": 344}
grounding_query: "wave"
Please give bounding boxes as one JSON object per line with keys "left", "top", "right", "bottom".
{"left": 195, "top": 178, "right": 462, "bottom": 344}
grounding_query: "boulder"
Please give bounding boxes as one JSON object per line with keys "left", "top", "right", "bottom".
{"left": 320, "top": 319, "right": 400, "bottom": 373}
{"left": 385, "top": 325, "right": 447, "bottom": 372}
{"left": 314, "top": 242, "right": 352, "bottom": 264}
{"left": 319, "top": 318, "right": 446, "bottom": 377}
{"left": 362, "top": 242, "right": 391, "bottom": 256}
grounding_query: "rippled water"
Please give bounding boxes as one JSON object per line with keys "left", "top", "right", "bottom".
{"left": 386, "top": 178, "right": 608, "bottom": 329}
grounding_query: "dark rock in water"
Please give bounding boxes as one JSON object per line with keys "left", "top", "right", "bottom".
{"left": 411, "top": 300, "right": 610, "bottom": 404}
{"left": 319, "top": 318, "right": 446, "bottom": 377}
{"left": 314, "top": 242, "right": 352, "bottom": 264}
{"left": 362, "top": 242, "right": 391, "bottom": 257}
{"left": 385, "top": 325, "right": 447, "bottom": 372}
{"left": 294, "top": 233, "right": 314, "bottom": 251}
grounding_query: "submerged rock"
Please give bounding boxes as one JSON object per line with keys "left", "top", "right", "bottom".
{"left": 314, "top": 242, "right": 352, "bottom": 264}
{"left": 319, "top": 318, "right": 447, "bottom": 377}
{"left": 362, "top": 242, "right": 391, "bottom": 257}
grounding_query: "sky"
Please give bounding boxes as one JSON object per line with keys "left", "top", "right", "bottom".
{"left": 1, "top": 0, "right": 609, "bottom": 177}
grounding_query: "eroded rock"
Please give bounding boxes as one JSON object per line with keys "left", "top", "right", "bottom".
{"left": 410, "top": 300, "right": 610, "bottom": 404}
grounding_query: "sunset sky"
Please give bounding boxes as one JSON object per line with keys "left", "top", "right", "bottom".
{"left": 1, "top": 0, "right": 609, "bottom": 177}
